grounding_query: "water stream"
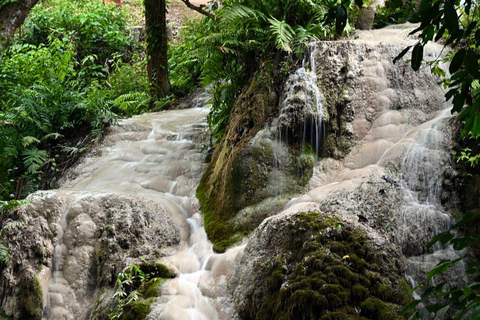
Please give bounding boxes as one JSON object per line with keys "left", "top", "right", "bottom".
{"left": 42, "top": 107, "right": 234, "bottom": 320}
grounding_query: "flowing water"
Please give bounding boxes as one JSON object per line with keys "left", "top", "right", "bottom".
{"left": 275, "top": 47, "right": 324, "bottom": 156}
{"left": 42, "top": 107, "right": 237, "bottom": 320}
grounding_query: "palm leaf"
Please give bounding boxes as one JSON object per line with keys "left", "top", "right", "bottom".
{"left": 42, "top": 132, "right": 64, "bottom": 141}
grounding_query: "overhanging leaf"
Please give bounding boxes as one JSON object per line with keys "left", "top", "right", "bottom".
{"left": 411, "top": 43, "right": 423, "bottom": 71}
{"left": 393, "top": 46, "right": 412, "bottom": 64}
{"left": 449, "top": 49, "right": 466, "bottom": 74}
{"left": 465, "top": 50, "right": 479, "bottom": 77}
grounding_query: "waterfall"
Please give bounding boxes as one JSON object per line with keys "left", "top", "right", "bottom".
{"left": 275, "top": 47, "right": 324, "bottom": 157}
{"left": 38, "top": 107, "right": 238, "bottom": 320}
{"left": 396, "top": 109, "right": 467, "bottom": 290}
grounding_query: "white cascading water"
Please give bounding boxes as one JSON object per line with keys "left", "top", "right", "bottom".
{"left": 275, "top": 47, "right": 324, "bottom": 156}
{"left": 41, "top": 107, "right": 238, "bottom": 320}
{"left": 396, "top": 109, "right": 467, "bottom": 286}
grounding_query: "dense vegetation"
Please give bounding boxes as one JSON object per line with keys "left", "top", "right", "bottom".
{"left": 0, "top": 0, "right": 479, "bottom": 318}
{"left": 0, "top": 0, "right": 193, "bottom": 201}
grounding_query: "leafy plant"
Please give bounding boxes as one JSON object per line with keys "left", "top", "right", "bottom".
{"left": 109, "top": 264, "right": 149, "bottom": 320}
{"left": 171, "top": 0, "right": 361, "bottom": 141}
{"left": 0, "top": 200, "right": 28, "bottom": 266}
{"left": 403, "top": 213, "right": 480, "bottom": 320}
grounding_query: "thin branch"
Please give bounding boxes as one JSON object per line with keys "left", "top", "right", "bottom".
{"left": 179, "top": 0, "right": 215, "bottom": 19}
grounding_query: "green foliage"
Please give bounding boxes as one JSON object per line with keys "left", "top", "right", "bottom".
{"left": 20, "top": 0, "right": 133, "bottom": 83}
{"left": 398, "top": 0, "right": 480, "bottom": 137}
{"left": 457, "top": 146, "right": 480, "bottom": 168}
{"left": 403, "top": 213, "right": 480, "bottom": 320}
{"left": 0, "top": 39, "right": 115, "bottom": 200}
{"left": 173, "top": 0, "right": 365, "bottom": 141}
{"left": 109, "top": 263, "right": 174, "bottom": 320}
{"left": 0, "top": 200, "right": 27, "bottom": 266}
{"left": 0, "top": 0, "right": 144, "bottom": 201}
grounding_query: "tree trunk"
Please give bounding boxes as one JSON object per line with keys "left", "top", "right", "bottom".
{"left": 145, "top": 0, "right": 169, "bottom": 103}
{"left": 0, "top": 0, "right": 39, "bottom": 62}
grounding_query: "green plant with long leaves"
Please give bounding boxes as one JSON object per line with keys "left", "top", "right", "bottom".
{"left": 109, "top": 264, "right": 150, "bottom": 320}
{"left": 0, "top": 200, "right": 28, "bottom": 266}
{"left": 403, "top": 212, "right": 480, "bottom": 319}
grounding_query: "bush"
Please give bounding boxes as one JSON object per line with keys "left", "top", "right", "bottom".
{"left": 20, "top": 0, "right": 134, "bottom": 83}
{"left": 0, "top": 0, "right": 139, "bottom": 201}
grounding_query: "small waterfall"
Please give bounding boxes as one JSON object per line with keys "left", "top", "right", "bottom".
{"left": 397, "top": 108, "right": 467, "bottom": 295}
{"left": 269, "top": 47, "right": 325, "bottom": 195}
{"left": 275, "top": 48, "right": 325, "bottom": 157}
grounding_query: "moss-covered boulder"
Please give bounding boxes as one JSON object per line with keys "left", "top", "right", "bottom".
{"left": 231, "top": 211, "right": 410, "bottom": 320}
{"left": 197, "top": 59, "right": 284, "bottom": 252}
{"left": 197, "top": 58, "right": 325, "bottom": 252}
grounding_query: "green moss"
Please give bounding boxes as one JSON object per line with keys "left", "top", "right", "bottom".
{"left": 139, "top": 263, "right": 175, "bottom": 279}
{"left": 120, "top": 300, "right": 152, "bottom": 320}
{"left": 351, "top": 284, "right": 368, "bottom": 303}
{"left": 19, "top": 276, "right": 43, "bottom": 320}
{"left": 360, "top": 298, "right": 402, "bottom": 320}
{"left": 377, "top": 284, "right": 394, "bottom": 301}
{"left": 243, "top": 212, "right": 408, "bottom": 320}
{"left": 138, "top": 278, "right": 164, "bottom": 298}
{"left": 320, "top": 312, "right": 361, "bottom": 320}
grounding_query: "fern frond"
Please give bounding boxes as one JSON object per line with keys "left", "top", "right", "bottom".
{"left": 61, "top": 146, "right": 87, "bottom": 155}
{"left": 267, "top": 17, "right": 295, "bottom": 53}
{"left": 42, "top": 132, "right": 64, "bottom": 141}
{"left": 22, "top": 136, "right": 40, "bottom": 147}
{"left": 22, "top": 147, "right": 48, "bottom": 174}
{"left": 0, "top": 243, "right": 9, "bottom": 266}
{"left": 0, "top": 221, "right": 25, "bottom": 236}
{"left": 221, "top": 5, "right": 263, "bottom": 25}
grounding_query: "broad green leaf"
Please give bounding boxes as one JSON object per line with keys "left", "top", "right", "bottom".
{"left": 427, "top": 231, "right": 454, "bottom": 248}
{"left": 449, "top": 49, "right": 466, "bottom": 74}
{"left": 463, "top": 21, "right": 477, "bottom": 38}
{"left": 444, "top": 4, "right": 458, "bottom": 33}
{"left": 411, "top": 43, "right": 423, "bottom": 71}
{"left": 435, "top": 26, "right": 446, "bottom": 42}
{"left": 394, "top": 46, "right": 412, "bottom": 64}
{"left": 452, "top": 91, "right": 465, "bottom": 113}
{"left": 426, "top": 258, "right": 462, "bottom": 282}
{"left": 465, "top": 50, "right": 479, "bottom": 77}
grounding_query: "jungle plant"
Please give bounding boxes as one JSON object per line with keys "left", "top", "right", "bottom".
{"left": 20, "top": 0, "right": 133, "bottom": 82}
{"left": 403, "top": 213, "right": 480, "bottom": 319}
{"left": 109, "top": 263, "right": 174, "bottom": 320}
{"left": 175, "top": 0, "right": 364, "bottom": 140}
{"left": 109, "top": 264, "right": 150, "bottom": 320}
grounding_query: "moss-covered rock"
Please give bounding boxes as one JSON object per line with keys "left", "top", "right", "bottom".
{"left": 234, "top": 212, "right": 410, "bottom": 320}
{"left": 197, "top": 58, "right": 322, "bottom": 252}
{"left": 197, "top": 59, "right": 285, "bottom": 253}
{"left": 18, "top": 276, "right": 43, "bottom": 320}
{"left": 119, "top": 299, "right": 153, "bottom": 320}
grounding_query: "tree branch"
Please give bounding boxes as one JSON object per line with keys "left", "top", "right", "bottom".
{"left": 179, "top": 0, "right": 215, "bottom": 19}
